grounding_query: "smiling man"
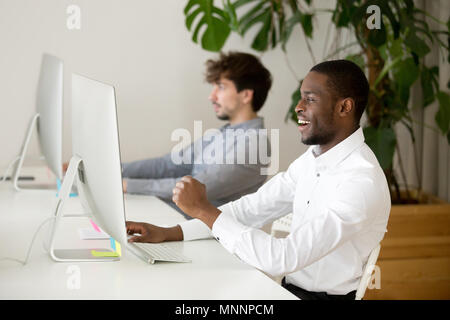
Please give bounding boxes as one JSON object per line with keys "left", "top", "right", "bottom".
{"left": 165, "top": 60, "right": 391, "bottom": 300}
{"left": 122, "top": 51, "right": 272, "bottom": 224}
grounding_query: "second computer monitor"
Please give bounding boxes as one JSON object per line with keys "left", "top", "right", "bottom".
{"left": 12, "top": 53, "right": 63, "bottom": 190}
{"left": 71, "top": 73, "right": 127, "bottom": 247}
{"left": 36, "top": 54, "right": 63, "bottom": 180}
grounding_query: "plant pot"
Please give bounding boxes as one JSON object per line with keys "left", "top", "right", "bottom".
{"left": 364, "top": 191, "right": 450, "bottom": 300}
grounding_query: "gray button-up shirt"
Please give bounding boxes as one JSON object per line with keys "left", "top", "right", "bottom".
{"left": 122, "top": 117, "right": 270, "bottom": 219}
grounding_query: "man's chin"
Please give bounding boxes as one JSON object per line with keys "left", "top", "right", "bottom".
{"left": 301, "top": 134, "right": 317, "bottom": 145}
{"left": 301, "top": 137, "right": 312, "bottom": 145}
{"left": 301, "top": 133, "right": 334, "bottom": 146}
{"left": 216, "top": 114, "right": 230, "bottom": 121}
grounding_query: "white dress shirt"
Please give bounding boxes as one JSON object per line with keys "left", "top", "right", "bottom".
{"left": 179, "top": 127, "right": 391, "bottom": 295}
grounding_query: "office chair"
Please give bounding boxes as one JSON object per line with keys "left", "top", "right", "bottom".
{"left": 271, "top": 213, "right": 293, "bottom": 237}
{"left": 271, "top": 214, "right": 382, "bottom": 299}
{"left": 355, "top": 244, "right": 381, "bottom": 300}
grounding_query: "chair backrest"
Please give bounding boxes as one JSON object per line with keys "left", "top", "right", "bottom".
{"left": 271, "top": 214, "right": 381, "bottom": 299}
{"left": 355, "top": 244, "right": 381, "bottom": 300}
{"left": 271, "top": 213, "right": 293, "bottom": 237}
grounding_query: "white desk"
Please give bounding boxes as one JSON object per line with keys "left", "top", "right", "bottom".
{"left": 0, "top": 176, "right": 297, "bottom": 300}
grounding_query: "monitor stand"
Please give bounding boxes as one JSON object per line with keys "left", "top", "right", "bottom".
{"left": 48, "top": 155, "right": 119, "bottom": 262}
{"left": 11, "top": 113, "right": 57, "bottom": 191}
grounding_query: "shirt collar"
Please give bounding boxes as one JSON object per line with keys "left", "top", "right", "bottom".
{"left": 309, "top": 127, "right": 365, "bottom": 171}
{"left": 222, "top": 117, "right": 264, "bottom": 131}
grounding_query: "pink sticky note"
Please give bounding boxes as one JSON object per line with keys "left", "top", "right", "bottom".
{"left": 89, "top": 219, "right": 101, "bottom": 233}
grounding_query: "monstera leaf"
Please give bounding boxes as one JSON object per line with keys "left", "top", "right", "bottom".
{"left": 184, "top": 0, "right": 231, "bottom": 52}
{"left": 236, "top": 0, "right": 276, "bottom": 51}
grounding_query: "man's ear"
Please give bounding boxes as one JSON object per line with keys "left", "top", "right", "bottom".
{"left": 241, "top": 89, "right": 254, "bottom": 105}
{"left": 338, "top": 98, "right": 354, "bottom": 118}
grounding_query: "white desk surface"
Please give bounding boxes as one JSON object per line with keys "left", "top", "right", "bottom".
{"left": 0, "top": 172, "right": 297, "bottom": 300}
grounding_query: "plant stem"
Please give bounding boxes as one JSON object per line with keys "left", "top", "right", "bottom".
{"left": 395, "top": 141, "right": 412, "bottom": 202}
{"left": 385, "top": 168, "right": 401, "bottom": 203}
{"left": 415, "top": 8, "right": 448, "bottom": 26}
{"left": 322, "top": 17, "right": 332, "bottom": 59}
{"left": 410, "top": 117, "right": 441, "bottom": 134}
{"left": 304, "top": 37, "right": 316, "bottom": 65}
{"left": 265, "top": 0, "right": 275, "bottom": 52}
{"left": 323, "top": 41, "right": 360, "bottom": 60}
{"left": 283, "top": 51, "right": 300, "bottom": 82}
{"left": 412, "top": 132, "right": 423, "bottom": 195}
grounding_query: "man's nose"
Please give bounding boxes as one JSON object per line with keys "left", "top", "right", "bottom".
{"left": 295, "top": 98, "right": 304, "bottom": 114}
{"left": 209, "top": 87, "right": 218, "bottom": 101}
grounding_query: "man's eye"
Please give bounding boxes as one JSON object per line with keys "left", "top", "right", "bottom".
{"left": 305, "top": 97, "right": 315, "bottom": 102}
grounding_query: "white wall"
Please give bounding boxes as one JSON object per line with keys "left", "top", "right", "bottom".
{"left": 0, "top": 0, "right": 337, "bottom": 175}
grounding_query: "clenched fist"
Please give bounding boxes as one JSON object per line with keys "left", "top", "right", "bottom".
{"left": 172, "top": 176, "right": 221, "bottom": 228}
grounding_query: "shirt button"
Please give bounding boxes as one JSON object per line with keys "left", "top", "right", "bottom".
{"left": 307, "top": 200, "right": 310, "bottom": 205}
{"left": 316, "top": 173, "right": 320, "bottom": 177}
{"left": 216, "top": 237, "right": 220, "bottom": 241}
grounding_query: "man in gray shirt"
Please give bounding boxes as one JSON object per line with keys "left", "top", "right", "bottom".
{"left": 122, "top": 51, "right": 273, "bottom": 219}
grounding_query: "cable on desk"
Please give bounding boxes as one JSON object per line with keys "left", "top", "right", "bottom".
{"left": 0, "top": 216, "right": 55, "bottom": 266}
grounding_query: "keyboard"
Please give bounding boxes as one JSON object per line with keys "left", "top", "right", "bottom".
{"left": 126, "top": 241, "right": 191, "bottom": 264}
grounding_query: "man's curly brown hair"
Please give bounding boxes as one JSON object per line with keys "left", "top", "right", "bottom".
{"left": 205, "top": 51, "right": 272, "bottom": 112}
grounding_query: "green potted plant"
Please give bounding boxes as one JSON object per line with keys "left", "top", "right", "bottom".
{"left": 183, "top": 0, "right": 449, "bottom": 203}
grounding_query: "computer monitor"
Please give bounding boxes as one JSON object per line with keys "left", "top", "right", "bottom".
{"left": 11, "top": 53, "right": 63, "bottom": 190}
{"left": 48, "top": 73, "right": 127, "bottom": 262}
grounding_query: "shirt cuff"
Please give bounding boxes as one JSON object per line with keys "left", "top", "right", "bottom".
{"left": 125, "top": 178, "right": 146, "bottom": 195}
{"left": 212, "top": 203, "right": 248, "bottom": 254}
{"left": 179, "top": 219, "right": 213, "bottom": 241}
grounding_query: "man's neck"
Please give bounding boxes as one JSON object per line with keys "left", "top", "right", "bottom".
{"left": 229, "top": 110, "right": 258, "bottom": 126}
{"left": 313, "top": 126, "right": 360, "bottom": 158}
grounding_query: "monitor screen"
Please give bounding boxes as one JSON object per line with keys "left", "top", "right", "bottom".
{"left": 71, "top": 73, "right": 127, "bottom": 247}
{"left": 36, "top": 53, "right": 63, "bottom": 180}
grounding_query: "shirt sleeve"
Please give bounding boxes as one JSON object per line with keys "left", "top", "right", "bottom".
{"left": 194, "top": 163, "right": 266, "bottom": 200}
{"left": 122, "top": 148, "right": 193, "bottom": 180}
{"left": 191, "top": 127, "right": 268, "bottom": 201}
{"left": 216, "top": 156, "right": 301, "bottom": 229}
{"left": 211, "top": 174, "right": 379, "bottom": 277}
{"left": 125, "top": 177, "right": 183, "bottom": 199}
{"left": 125, "top": 163, "right": 262, "bottom": 200}
{"left": 123, "top": 146, "right": 194, "bottom": 198}
{"left": 178, "top": 156, "right": 302, "bottom": 241}
{"left": 178, "top": 219, "right": 213, "bottom": 241}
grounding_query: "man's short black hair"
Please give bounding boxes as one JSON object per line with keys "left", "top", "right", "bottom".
{"left": 310, "top": 60, "right": 369, "bottom": 125}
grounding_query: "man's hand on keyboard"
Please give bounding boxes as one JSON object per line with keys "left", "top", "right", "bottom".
{"left": 126, "top": 221, "right": 183, "bottom": 243}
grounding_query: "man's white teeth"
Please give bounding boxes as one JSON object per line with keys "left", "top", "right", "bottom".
{"left": 298, "top": 120, "right": 310, "bottom": 125}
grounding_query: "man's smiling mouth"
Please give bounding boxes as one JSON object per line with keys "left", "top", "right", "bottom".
{"left": 298, "top": 119, "right": 311, "bottom": 126}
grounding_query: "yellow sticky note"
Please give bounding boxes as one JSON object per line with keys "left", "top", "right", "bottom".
{"left": 90, "top": 238, "right": 121, "bottom": 258}
{"left": 115, "top": 240, "right": 122, "bottom": 256}
{"left": 91, "top": 250, "right": 120, "bottom": 257}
